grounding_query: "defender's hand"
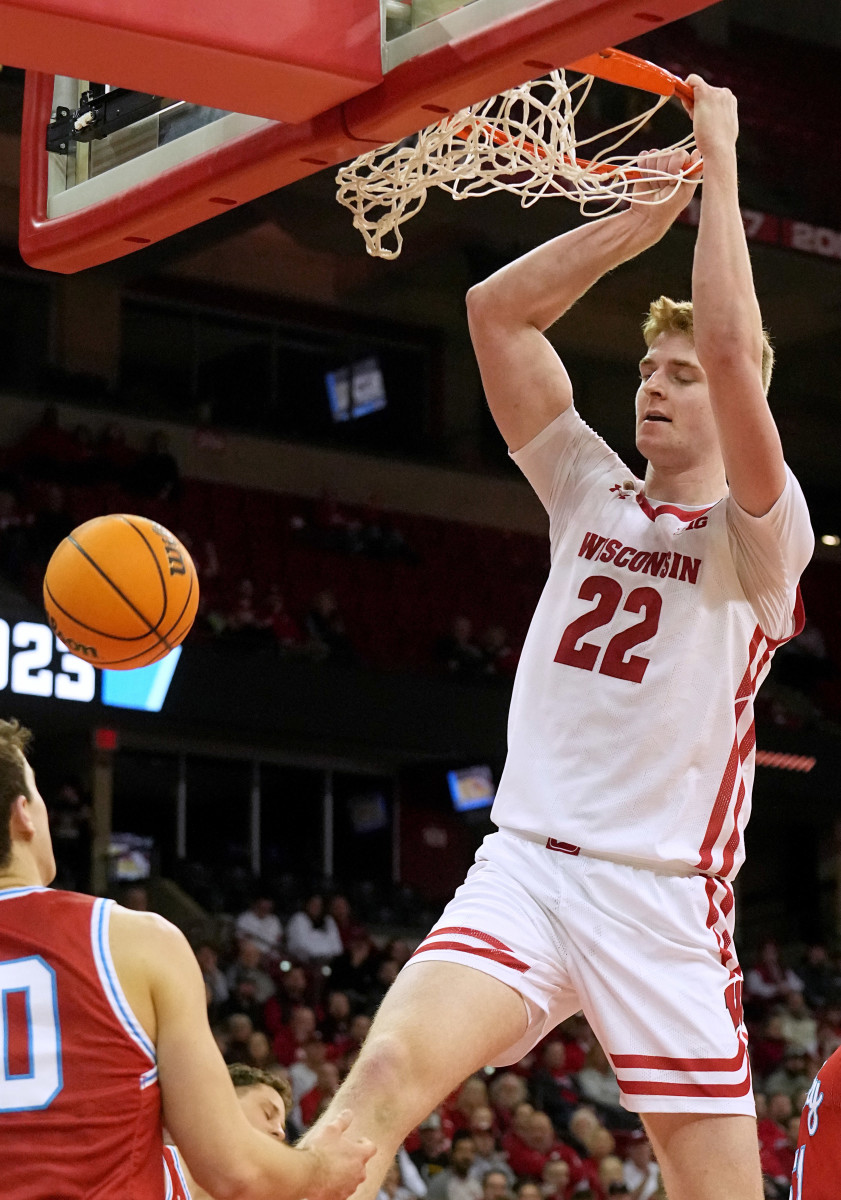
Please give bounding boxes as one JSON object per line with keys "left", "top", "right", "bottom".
{"left": 302, "top": 1110, "right": 376, "bottom": 1200}
{"left": 682, "top": 74, "right": 739, "bottom": 159}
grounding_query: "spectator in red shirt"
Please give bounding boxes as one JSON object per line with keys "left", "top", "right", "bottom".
{"left": 751, "top": 1014, "right": 788, "bottom": 1082}
{"left": 540, "top": 1159, "right": 571, "bottom": 1200}
{"left": 273, "top": 1005, "right": 318, "bottom": 1066}
{"left": 757, "top": 1091, "right": 792, "bottom": 1179}
{"left": 444, "top": 1076, "right": 490, "bottom": 1132}
{"left": 300, "top": 1061, "right": 341, "bottom": 1129}
{"left": 264, "top": 964, "right": 310, "bottom": 1035}
{"left": 504, "top": 1110, "right": 585, "bottom": 1187}
{"left": 320, "top": 989, "right": 353, "bottom": 1047}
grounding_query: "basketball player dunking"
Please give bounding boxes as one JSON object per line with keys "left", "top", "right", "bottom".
{"left": 0, "top": 721, "right": 374, "bottom": 1200}
{"left": 302, "top": 78, "right": 814, "bottom": 1200}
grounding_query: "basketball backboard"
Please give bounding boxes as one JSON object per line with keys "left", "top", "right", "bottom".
{"left": 17, "top": 0, "right": 719, "bottom": 272}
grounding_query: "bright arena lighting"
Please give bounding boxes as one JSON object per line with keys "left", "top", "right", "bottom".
{"left": 820, "top": 534, "right": 840, "bottom": 546}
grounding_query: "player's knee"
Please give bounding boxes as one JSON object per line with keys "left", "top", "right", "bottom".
{"left": 353, "top": 1029, "right": 417, "bottom": 1094}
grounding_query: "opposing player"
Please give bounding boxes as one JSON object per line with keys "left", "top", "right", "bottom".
{"left": 0, "top": 719, "right": 374, "bottom": 1200}
{"left": 790, "top": 1048, "right": 841, "bottom": 1199}
{"left": 303, "top": 78, "right": 813, "bottom": 1200}
{"left": 164, "top": 1065, "right": 291, "bottom": 1199}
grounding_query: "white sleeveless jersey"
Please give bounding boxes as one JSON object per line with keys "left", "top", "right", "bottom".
{"left": 493, "top": 407, "right": 812, "bottom": 880}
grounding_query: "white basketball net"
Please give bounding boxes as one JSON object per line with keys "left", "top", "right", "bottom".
{"left": 336, "top": 70, "right": 697, "bottom": 259}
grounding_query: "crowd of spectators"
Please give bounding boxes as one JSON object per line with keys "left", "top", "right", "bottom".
{"left": 183, "top": 880, "right": 841, "bottom": 1200}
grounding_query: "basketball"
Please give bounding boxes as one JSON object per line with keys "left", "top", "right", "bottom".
{"left": 42, "top": 514, "right": 200, "bottom": 670}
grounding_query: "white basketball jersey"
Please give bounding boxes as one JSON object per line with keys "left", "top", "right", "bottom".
{"left": 493, "top": 407, "right": 812, "bottom": 880}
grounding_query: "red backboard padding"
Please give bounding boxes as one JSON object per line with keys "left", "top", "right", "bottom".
{"left": 2, "top": 0, "right": 381, "bottom": 123}
{"left": 18, "top": 0, "right": 718, "bottom": 272}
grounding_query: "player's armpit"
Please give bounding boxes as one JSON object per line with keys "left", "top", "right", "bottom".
{"left": 466, "top": 290, "right": 574, "bottom": 453}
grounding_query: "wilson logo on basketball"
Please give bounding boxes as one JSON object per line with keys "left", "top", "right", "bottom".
{"left": 153, "top": 523, "right": 187, "bottom": 576}
{"left": 45, "top": 616, "right": 98, "bottom": 659}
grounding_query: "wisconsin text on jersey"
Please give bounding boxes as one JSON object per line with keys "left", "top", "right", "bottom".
{"left": 578, "top": 531, "right": 702, "bottom": 586}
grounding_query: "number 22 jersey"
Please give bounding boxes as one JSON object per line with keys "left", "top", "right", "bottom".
{"left": 493, "top": 406, "right": 813, "bottom": 880}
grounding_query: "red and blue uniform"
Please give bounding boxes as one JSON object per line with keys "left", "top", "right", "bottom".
{"left": 0, "top": 885, "right": 163, "bottom": 1199}
{"left": 791, "top": 1048, "right": 841, "bottom": 1199}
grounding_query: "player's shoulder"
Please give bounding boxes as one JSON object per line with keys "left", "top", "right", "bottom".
{"left": 109, "top": 904, "right": 189, "bottom": 951}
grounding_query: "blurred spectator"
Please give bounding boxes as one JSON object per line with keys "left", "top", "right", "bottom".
{"left": 219, "top": 578, "right": 272, "bottom": 646}
{"left": 758, "top": 1093, "right": 794, "bottom": 1187}
{"left": 797, "top": 944, "right": 836, "bottom": 1011}
{"left": 621, "top": 1134, "right": 660, "bottom": 1200}
{"left": 235, "top": 894, "right": 283, "bottom": 958}
{"left": 120, "top": 884, "right": 150, "bottom": 911}
{"left": 478, "top": 1168, "right": 512, "bottom": 1200}
{"left": 575, "top": 1045, "right": 629, "bottom": 1129}
{"left": 488, "top": 1072, "right": 529, "bottom": 1133}
{"left": 566, "top": 1108, "right": 603, "bottom": 1158}
{"left": 597, "top": 1156, "right": 626, "bottom": 1197}
{"left": 466, "top": 1108, "right": 515, "bottom": 1187}
{"left": 751, "top": 1014, "right": 788, "bottom": 1081}
{"left": 286, "top": 892, "right": 344, "bottom": 964}
{"left": 128, "top": 429, "right": 181, "bottom": 501}
{"left": 226, "top": 939, "right": 276, "bottom": 1006}
{"left": 540, "top": 1159, "right": 571, "bottom": 1200}
{"left": 425, "top": 1130, "right": 482, "bottom": 1200}
{"left": 326, "top": 932, "right": 379, "bottom": 1002}
{"left": 333, "top": 1012, "right": 372, "bottom": 1069}
{"left": 410, "top": 1112, "right": 451, "bottom": 1185}
{"left": 177, "top": 528, "right": 221, "bottom": 591}
{"left": 377, "top": 1157, "right": 421, "bottom": 1200}
{"left": 329, "top": 893, "right": 368, "bottom": 949}
{"left": 264, "top": 964, "right": 310, "bottom": 1034}
{"left": 480, "top": 626, "right": 517, "bottom": 678}
{"left": 305, "top": 589, "right": 356, "bottom": 662}
{"left": 48, "top": 780, "right": 92, "bottom": 892}
{"left": 368, "top": 957, "right": 401, "bottom": 1012}
{"left": 260, "top": 583, "right": 307, "bottom": 652}
{"left": 272, "top": 1005, "right": 318, "bottom": 1067}
{"left": 745, "top": 941, "right": 804, "bottom": 1016}
{"left": 360, "top": 497, "right": 417, "bottom": 562}
{"left": 320, "top": 989, "right": 353, "bottom": 1045}
{"left": 778, "top": 990, "right": 818, "bottom": 1057}
{"left": 12, "top": 404, "right": 80, "bottom": 484}
{"left": 95, "top": 423, "right": 138, "bottom": 487}
{"left": 246, "top": 1030, "right": 278, "bottom": 1072}
{"left": 530, "top": 1040, "right": 580, "bottom": 1131}
{"left": 382, "top": 938, "right": 413, "bottom": 970}
{"left": 223, "top": 1012, "right": 255, "bottom": 1064}
{"left": 514, "top": 1183, "right": 542, "bottom": 1200}
{"left": 436, "top": 616, "right": 484, "bottom": 677}
{"left": 195, "top": 942, "right": 230, "bottom": 1011}
{"left": 764, "top": 1049, "right": 814, "bottom": 1102}
{"left": 288, "top": 1036, "right": 328, "bottom": 1121}
{"left": 503, "top": 1110, "right": 583, "bottom": 1183}
{"left": 444, "top": 1076, "right": 490, "bottom": 1133}
{"left": 299, "top": 1060, "right": 341, "bottom": 1128}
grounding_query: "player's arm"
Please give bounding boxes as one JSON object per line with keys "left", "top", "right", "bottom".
{"left": 113, "top": 910, "right": 373, "bottom": 1200}
{"left": 465, "top": 156, "right": 698, "bottom": 452}
{"left": 688, "top": 75, "right": 786, "bottom": 517}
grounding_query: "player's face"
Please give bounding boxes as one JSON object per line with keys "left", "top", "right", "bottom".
{"left": 237, "top": 1083, "right": 287, "bottom": 1141}
{"left": 634, "top": 333, "right": 721, "bottom": 469}
{"left": 21, "top": 760, "right": 56, "bottom": 886}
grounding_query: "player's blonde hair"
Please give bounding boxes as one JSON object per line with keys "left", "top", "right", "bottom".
{"left": 642, "top": 296, "right": 774, "bottom": 394}
{"left": 0, "top": 719, "right": 33, "bottom": 869}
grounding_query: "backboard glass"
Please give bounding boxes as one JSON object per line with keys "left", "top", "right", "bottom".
{"left": 18, "top": 0, "right": 718, "bottom": 272}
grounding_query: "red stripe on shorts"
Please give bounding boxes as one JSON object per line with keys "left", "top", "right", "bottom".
{"left": 617, "top": 1067, "right": 752, "bottom": 1099}
{"left": 412, "top": 940, "right": 529, "bottom": 974}
{"left": 611, "top": 1038, "right": 747, "bottom": 1074}
{"left": 428, "top": 926, "right": 518, "bottom": 954}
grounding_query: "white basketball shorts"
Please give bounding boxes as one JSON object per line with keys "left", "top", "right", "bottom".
{"left": 405, "top": 829, "right": 753, "bottom": 1116}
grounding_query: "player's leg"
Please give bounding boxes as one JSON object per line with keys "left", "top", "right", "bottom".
{"left": 642, "top": 1111, "right": 762, "bottom": 1200}
{"left": 301, "top": 958, "right": 529, "bottom": 1200}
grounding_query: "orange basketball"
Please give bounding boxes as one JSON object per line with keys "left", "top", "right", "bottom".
{"left": 43, "top": 514, "right": 199, "bottom": 670}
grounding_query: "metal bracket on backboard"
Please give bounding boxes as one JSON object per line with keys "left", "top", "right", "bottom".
{"left": 47, "top": 88, "right": 166, "bottom": 154}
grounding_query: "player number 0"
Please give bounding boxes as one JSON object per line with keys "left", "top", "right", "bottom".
{"left": 0, "top": 956, "right": 63, "bottom": 1113}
